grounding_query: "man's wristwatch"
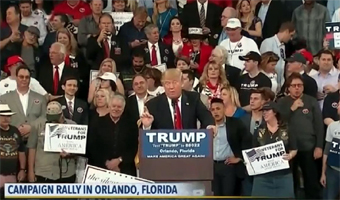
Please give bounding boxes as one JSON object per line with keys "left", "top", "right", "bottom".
{"left": 118, "top": 157, "right": 123, "bottom": 162}
{"left": 20, "top": 168, "right": 27, "bottom": 173}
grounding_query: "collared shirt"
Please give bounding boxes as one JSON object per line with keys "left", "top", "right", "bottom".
{"left": 258, "top": 0, "right": 271, "bottom": 25}
{"left": 312, "top": 67, "right": 340, "bottom": 109}
{"left": 218, "top": 29, "right": 228, "bottom": 45}
{"left": 17, "top": 90, "right": 30, "bottom": 116}
{"left": 260, "top": 34, "right": 285, "bottom": 87}
{"left": 148, "top": 42, "right": 162, "bottom": 66}
{"left": 106, "top": 35, "right": 112, "bottom": 49}
{"left": 77, "top": 15, "right": 100, "bottom": 47}
{"left": 136, "top": 94, "right": 148, "bottom": 116}
{"left": 65, "top": 96, "right": 75, "bottom": 113}
{"left": 197, "top": 0, "right": 208, "bottom": 19}
{"left": 167, "top": 96, "right": 182, "bottom": 124}
{"left": 53, "top": 62, "right": 65, "bottom": 80}
{"left": 21, "top": 13, "right": 47, "bottom": 45}
{"left": 213, "top": 119, "right": 234, "bottom": 161}
{"left": 0, "top": 77, "right": 47, "bottom": 96}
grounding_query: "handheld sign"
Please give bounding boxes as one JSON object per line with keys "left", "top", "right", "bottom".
{"left": 327, "top": 138, "right": 340, "bottom": 167}
{"left": 142, "top": 129, "right": 210, "bottom": 159}
{"left": 242, "top": 141, "right": 289, "bottom": 176}
{"left": 325, "top": 22, "right": 340, "bottom": 49}
{"left": 110, "top": 12, "right": 133, "bottom": 35}
{"left": 44, "top": 123, "right": 88, "bottom": 154}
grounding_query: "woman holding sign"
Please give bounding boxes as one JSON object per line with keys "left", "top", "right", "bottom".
{"left": 251, "top": 101, "right": 297, "bottom": 198}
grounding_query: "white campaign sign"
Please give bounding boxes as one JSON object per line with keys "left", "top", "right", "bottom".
{"left": 242, "top": 141, "right": 289, "bottom": 176}
{"left": 43, "top": 123, "right": 88, "bottom": 154}
{"left": 110, "top": 12, "right": 133, "bottom": 35}
{"left": 82, "top": 165, "right": 154, "bottom": 184}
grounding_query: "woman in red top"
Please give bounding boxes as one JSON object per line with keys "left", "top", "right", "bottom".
{"left": 162, "top": 16, "right": 187, "bottom": 56}
{"left": 180, "top": 27, "right": 213, "bottom": 75}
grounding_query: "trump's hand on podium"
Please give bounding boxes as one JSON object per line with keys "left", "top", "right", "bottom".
{"left": 141, "top": 106, "right": 154, "bottom": 129}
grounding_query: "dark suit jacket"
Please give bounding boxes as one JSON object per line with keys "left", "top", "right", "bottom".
{"left": 126, "top": 94, "right": 153, "bottom": 125}
{"left": 180, "top": 1, "right": 222, "bottom": 45}
{"left": 255, "top": 0, "right": 289, "bottom": 40}
{"left": 225, "top": 65, "right": 241, "bottom": 88}
{"left": 145, "top": 91, "right": 214, "bottom": 129}
{"left": 56, "top": 96, "right": 89, "bottom": 125}
{"left": 136, "top": 42, "right": 176, "bottom": 68}
{"left": 86, "top": 34, "right": 129, "bottom": 71}
{"left": 224, "top": 117, "right": 253, "bottom": 178}
{"left": 38, "top": 62, "right": 78, "bottom": 95}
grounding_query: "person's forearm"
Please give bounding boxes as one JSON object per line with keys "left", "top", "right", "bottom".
{"left": 28, "top": 149, "right": 36, "bottom": 173}
{"left": 322, "top": 155, "right": 327, "bottom": 175}
{"left": 0, "top": 37, "right": 11, "bottom": 50}
{"left": 19, "top": 152, "right": 26, "bottom": 169}
{"left": 289, "top": 150, "right": 297, "bottom": 159}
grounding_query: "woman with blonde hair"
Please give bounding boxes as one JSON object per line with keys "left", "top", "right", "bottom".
{"left": 90, "top": 89, "right": 111, "bottom": 122}
{"left": 220, "top": 86, "right": 246, "bottom": 118}
{"left": 199, "top": 61, "right": 229, "bottom": 100}
{"left": 209, "top": 45, "right": 242, "bottom": 87}
{"left": 236, "top": 0, "right": 262, "bottom": 45}
{"left": 260, "top": 52, "right": 280, "bottom": 93}
{"left": 152, "top": 0, "right": 177, "bottom": 38}
{"left": 56, "top": 28, "right": 89, "bottom": 99}
{"left": 88, "top": 58, "right": 124, "bottom": 103}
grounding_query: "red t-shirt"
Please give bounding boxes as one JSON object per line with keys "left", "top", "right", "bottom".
{"left": 51, "top": 0, "right": 92, "bottom": 20}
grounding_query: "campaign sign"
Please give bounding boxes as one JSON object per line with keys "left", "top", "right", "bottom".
{"left": 325, "top": 22, "right": 340, "bottom": 49}
{"left": 141, "top": 129, "right": 210, "bottom": 159}
{"left": 242, "top": 141, "right": 289, "bottom": 176}
{"left": 327, "top": 138, "right": 340, "bottom": 167}
{"left": 44, "top": 123, "right": 88, "bottom": 154}
{"left": 110, "top": 12, "right": 133, "bottom": 35}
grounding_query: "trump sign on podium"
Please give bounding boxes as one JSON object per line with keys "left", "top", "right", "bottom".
{"left": 328, "top": 138, "right": 340, "bottom": 167}
{"left": 141, "top": 129, "right": 210, "bottom": 158}
{"left": 242, "top": 141, "right": 289, "bottom": 176}
{"left": 44, "top": 123, "right": 88, "bottom": 154}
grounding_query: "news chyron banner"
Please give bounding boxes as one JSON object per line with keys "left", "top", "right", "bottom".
{"left": 242, "top": 141, "right": 289, "bottom": 176}
{"left": 141, "top": 129, "right": 210, "bottom": 159}
{"left": 44, "top": 123, "right": 88, "bottom": 154}
{"left": 327, "top": 137, "right": 340, "bottom": 167}
{"left": 325, "top": 22, "right": 340, "bottom": 49}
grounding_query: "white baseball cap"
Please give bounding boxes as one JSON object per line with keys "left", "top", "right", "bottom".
{"left": 0, "top": 104, "right": 15, "bottom": 116}
{"left": 98, "top": 72, "right": 117, "bottom": 82}
{"left": 226, "top": 18, "right": 241, "bottom": 29}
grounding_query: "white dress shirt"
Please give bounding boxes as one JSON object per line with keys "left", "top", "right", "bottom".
{"left": 53, "top": 62, "right": 65, "bottom": 80}
{"left": 148, "top": 42, "right": 162, "bottom": 66}
{"left": 17, "top": 90, "right": 30, "bottom": 116}
{"left": 197, "top": 0, "right": 208, "bottom": 19}
{"left": 136, "top": 94, "right": 148, "bottom": 116}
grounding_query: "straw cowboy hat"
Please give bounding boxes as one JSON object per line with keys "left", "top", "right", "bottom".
{"left": 0, "top": 104, "right": 16, "bottom": 116}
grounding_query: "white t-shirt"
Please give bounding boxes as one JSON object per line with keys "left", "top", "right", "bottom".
{"left": 261, "top": 70, "right": 279, "bottom": 94}
{"left": 220, "top": 36, "right": 260, "bottom": 70}
{"left": 0, "top": 77, "right": 47, "bottom": 96}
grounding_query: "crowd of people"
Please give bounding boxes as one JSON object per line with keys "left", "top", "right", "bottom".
{"left": 0, "top": 0, "right": 340, "bottom": 199}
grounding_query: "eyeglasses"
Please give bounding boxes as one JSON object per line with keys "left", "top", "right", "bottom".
{"left": 290, "top": 84, "right": 303, "bottom": 88}
{"left": 17, "top": 75, "right": 30, "bottom": 80}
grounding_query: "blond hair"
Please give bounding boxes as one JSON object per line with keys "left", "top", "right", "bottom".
{"left": 93, "top": 89, "right": 111, "bottom": 107}
{"left": 152, "top": 0, "right": 170, "bottom": 25}
{"left": 127, "top": 0, "right": 137, "bottom": 11}
{"left": 56, "top": 28, "right": 78, "bottom": 55}
{"left": 98, "top": 58, "right": 117, "bottom": 76}
{"left": 236, "top": 0, "right": 255, "bottom": 30}
{"left": 260, "top": 51, "right": 279, "bottom": 71}
{"left": 199, "top": 61, "right": 229, "bottom": 87}
{"left": 162, "top": 68, "right": 182, "bottom": 81}
{"left": 221, "top": 86, "right": 241, "bottom": 107}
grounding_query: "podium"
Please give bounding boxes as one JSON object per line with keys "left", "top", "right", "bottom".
{"left": 138, "top": 129, "right": 213, "bottom": 195}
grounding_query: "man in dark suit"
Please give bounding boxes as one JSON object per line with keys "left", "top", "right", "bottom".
{"left": 86, "top": 13, "right": 129, "bottom": 71}
{"left": 126, "top": 74, "right": 154, "bottom": 125}
{"left": 56, "top": 76, "right": 88, "bottom": 125}
{"left": 180, "top": 0, "right": 222, "bottom": 46}
{"left": 255, "top": 0, "right": 289, "bottom": 40}
{"left": 135, "top": 24, "right": 175, "bottom": 69}
{"left": 140, "top": 68, "right": 214, "bottom": 130}
{"left": 210, "top": 98, "right": 252, "bottom": 196}
{"left": 38, "top": 42, "right": 78, "bottom": 97}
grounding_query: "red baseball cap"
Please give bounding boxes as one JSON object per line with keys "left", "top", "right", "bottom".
{"left": 4, "top": 56, "right": 25, "bottom": 74}
{"left": 299, "top": 49, "right": 313, "bottom": 64}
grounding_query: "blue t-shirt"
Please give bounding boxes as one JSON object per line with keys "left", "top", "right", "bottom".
{"left": 232, "top": 108, "right": 247, "bottom": 118}
{"left": 156, "top": 8, "right": 177, "bottom": 38}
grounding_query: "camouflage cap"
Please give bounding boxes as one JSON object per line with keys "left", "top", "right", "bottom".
{"left": 46, "top": 101, "right": 62, "bottom": 115}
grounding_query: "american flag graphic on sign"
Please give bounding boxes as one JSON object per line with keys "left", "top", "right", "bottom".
{"left": 246, "top": 148, "right": 265, "bottom": 162}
